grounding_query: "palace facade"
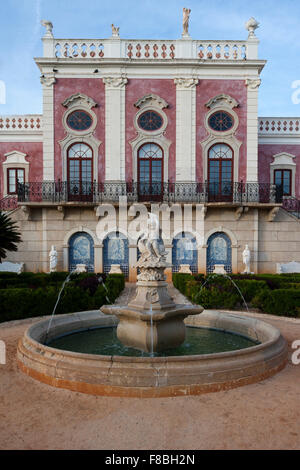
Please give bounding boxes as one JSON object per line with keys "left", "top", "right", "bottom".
{"left": 1, "top": 18, "right": 300, "bottom": 279}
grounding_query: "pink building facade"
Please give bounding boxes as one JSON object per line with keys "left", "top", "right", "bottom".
{"left": 0, "top": 20, "right": 300, "bottom": 276}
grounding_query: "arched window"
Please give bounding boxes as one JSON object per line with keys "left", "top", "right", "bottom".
{"left": 67, "top": 143, "right": 93, "bottom": 201}
{"left": 138, "top": 143, "right": 163, "bottom": 201}
{"left": 208, "top": 143, "right": 233, "bottom": 201}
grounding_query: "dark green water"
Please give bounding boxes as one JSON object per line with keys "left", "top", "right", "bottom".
{"left": 48, "top": 327, "right": 259, "bottom": 357}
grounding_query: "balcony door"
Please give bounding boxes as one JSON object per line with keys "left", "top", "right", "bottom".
{"left": 67, "top": 143, "right": 93, "bottom": 201}
{"left": 208, "top": 143, "right": 233, "bottom": 202}
{"left": 138, "top": 143, "right": 163, "bottom": 201}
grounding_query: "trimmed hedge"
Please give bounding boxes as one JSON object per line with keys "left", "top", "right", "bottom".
{"left": 173, "top": 272, "right": 300, "bottom": 318}
{"left": 0, "top": 273, "right": 125, "bottom": 323}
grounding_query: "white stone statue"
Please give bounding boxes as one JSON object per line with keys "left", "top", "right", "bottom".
{"left": 111, "top": 24, "right": 120, "bottom": 37}
{"left": 242, "top": 244, "right": 251, "bottom": 274}
{"left": 49, "top": 245, "right": 58, "bottom": 272}
{"left": 182, "top": 8, "right": 191, "bottom": 36}
{"left": 41, "top": 20, "right": 53, "bottom": 37}
{"left": 138, "top": 213, "right": 167, "bottom": 264}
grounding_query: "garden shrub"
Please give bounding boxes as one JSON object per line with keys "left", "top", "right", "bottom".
{"left": 172, "top": 272, "right": 300, "bottom": 317}
{"left": 252, "top": 289, "right": 300, "bottom": 317}
{"left": 0, "top": 273, "right": 125, "bottom": 323}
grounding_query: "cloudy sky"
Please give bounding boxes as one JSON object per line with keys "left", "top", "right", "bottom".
{"left": 0, "top": 0, "right": 299, "bottom": 116}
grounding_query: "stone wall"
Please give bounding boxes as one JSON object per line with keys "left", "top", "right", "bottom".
{"left": 5, "top": 204, "right": 300, "bottom": 278}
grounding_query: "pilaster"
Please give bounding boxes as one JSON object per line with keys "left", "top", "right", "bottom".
{"left": 174, "top": 78, "right": 198, "bottom": 181}
{"left": 246, "top": 78, "right": 261, "bottom": 182}
{"left": 103, "top": 76, "right": 127, "bottom": 181}
{"left": 41, "top": 74, "right": 56, "bottom": 181}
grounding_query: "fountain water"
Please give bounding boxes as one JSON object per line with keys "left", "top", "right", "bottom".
{"left": 195, "top": 273, "right": 249, "bottom": 313}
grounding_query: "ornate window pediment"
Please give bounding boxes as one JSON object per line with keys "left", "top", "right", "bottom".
{"left": 134, "top": 94, "right": 168, "bottom": 110}
{"left": 271, "top": 152, "right": 296, "bottom": 166}
{"left": 205, "top": 94, "right": 239, "bottom": 110}
{"left": 62, "top": 93, "right": 97, "bottom": 110}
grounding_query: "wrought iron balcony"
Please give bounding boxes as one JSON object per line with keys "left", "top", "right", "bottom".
{"left": 16, "top": 181, "right": 283, "bottom": 205}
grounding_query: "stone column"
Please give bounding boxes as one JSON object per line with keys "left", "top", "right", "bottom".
{"left": 174, "top": 78, "right": 198, "bottom": 181}
{"left": 129, "top": 245, "right": 137, "bottom": 282}
{"left": 103, "top": 76, "right": 127, "bottom": 181}
{"left": 246, "top": 78, "right": 261, "bottom": 182}
{"left": 94, "top": 244, "right": 103, "bottom": 273}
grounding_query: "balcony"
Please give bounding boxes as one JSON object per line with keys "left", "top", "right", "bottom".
{"left": 16, "top": 181, "right": 283, "bottom": 206}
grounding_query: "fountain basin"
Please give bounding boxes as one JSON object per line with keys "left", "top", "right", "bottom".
{"left": 101, "top": 305, "right": 203, "bottom": 352}
{"left": 17, "top": 310, "right": 288, "bottom": 398}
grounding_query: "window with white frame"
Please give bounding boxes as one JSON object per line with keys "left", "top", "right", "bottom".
{"left": 7, "top": 168, "right": 25, "bottom": 194}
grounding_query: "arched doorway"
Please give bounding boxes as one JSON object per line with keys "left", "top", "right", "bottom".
{"left": 172, "top": 232, "right": 198, "bottom": 273}
{"left": 69, "top": 232, "right": 94, "bottom": 272}
{"left": 103, "top": 232, "right": 129, "bottom": 279}
{"left": 207, "top": 232, "right": 232, "bottom": 274}
{"left": 67, "top": 143, "right": 93, "bottom": 201}
{"left": 208, "top": 143, "right": 233, "bottom": 202}
{"left": 138, "top": 143, "right": 163, "bottom": 201}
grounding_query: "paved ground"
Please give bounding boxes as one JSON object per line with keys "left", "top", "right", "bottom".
{"left": 0, "top": 284, "right": 300, "bottom": 450}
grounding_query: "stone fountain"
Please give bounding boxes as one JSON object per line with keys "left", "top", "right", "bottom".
{"left": 101, "top": 213, "right": 203, "bottom": 353}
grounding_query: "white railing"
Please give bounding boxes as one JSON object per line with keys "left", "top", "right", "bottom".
{"left": 43, "top": 37, "right": 256, "bottom": 60}
{"left": 196, "top": 41, "right": 247, "bottom": 60}
{"left": 124, "top": 41, "right": 176, "bottom": 59}
{"left": 54, "top": 40, "right": 105, "bottom": 59}
{"left": 0, "top": 115, "right": 43, "bottom": 131}
{"left": 258, "top": 118, "right": 300, "bottom": 135}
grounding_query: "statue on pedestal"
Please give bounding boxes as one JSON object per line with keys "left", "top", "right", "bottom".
{"left": 182, "top": 8, "right": 191, "bottom": 36}
{"left": 111, "top": 24, "right": 120, "bottom": 37}
{"left": 49, "top": 245, "right": 58, "bottom": 273}
{"left": 242, "top": 245, "right": 251, "bottom": 274}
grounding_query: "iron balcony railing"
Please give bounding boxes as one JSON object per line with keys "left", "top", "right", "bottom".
{"left": 0, "top": 195, "right": 18, "bottom": 211}
{"left": 17, "top": 181, "right": 283, "bottom": 205}
{"left": 282, "top": 197, "right": 300, "bottom": 219}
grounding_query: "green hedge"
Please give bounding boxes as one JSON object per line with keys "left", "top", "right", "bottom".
{"left": 0, "top": 273, "right": 125, "bottom": 323}
{"left": 172, "top": 273, "right": 300, "bottom": 317}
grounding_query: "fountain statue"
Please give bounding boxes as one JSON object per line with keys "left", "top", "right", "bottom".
{"left": 101, "top": 213, "right": 203, "bottom": 353}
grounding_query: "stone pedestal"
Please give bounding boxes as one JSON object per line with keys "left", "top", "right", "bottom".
{"left": 213, "top": 264, "right": 227, "bottom": 275}
{"left": 109, "top": 264, "right": 122, "bottom": 274}
{"left": 178, "top": 264, "right": 192, "bottom": 274}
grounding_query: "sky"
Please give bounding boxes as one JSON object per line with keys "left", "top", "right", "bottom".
{"left": 0, "top": 0, "right": 300, "bottom": 116}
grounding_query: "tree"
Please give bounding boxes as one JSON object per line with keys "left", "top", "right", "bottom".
{"left": 0, "top": 211, "right": 22, "bottom": 263}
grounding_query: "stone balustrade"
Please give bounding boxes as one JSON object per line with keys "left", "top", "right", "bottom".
{"left": 0, "top": 115, "right": 43, "bottom": 131}
{"left": 43, "top": 37, "right": 256, "bottom": 60}
{"left": 258, "top": 118, "right": 300, "bottom": 135}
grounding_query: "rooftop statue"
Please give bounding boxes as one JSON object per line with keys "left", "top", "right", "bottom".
{"left": 41, "top": 20, "right": 53, "bottom": 37}
{"left": 111, "top": 24, "right": 120, "bottom": 37}
{"left": 182, "top": 8, "right": 191, "bottom": 36}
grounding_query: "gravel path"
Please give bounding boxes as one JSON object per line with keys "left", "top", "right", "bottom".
{"left": 0, "top": 284, "right": 299, "bottom": 450}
